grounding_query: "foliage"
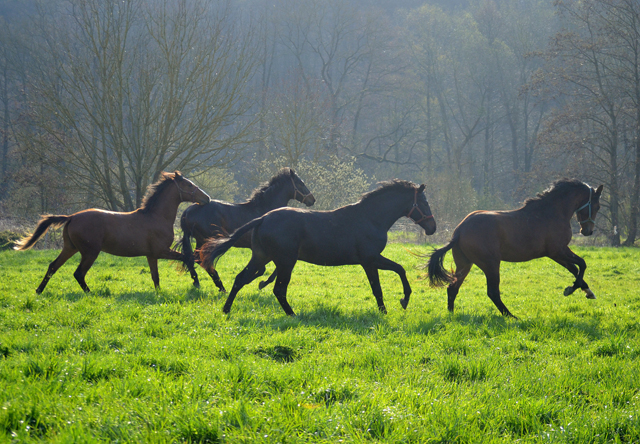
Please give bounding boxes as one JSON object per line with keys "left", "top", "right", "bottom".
{"left": 1, "top": 245, "right": 639, "bottom": 442}
{"left": 13, "top": 0, "right": 256, "bottom": 212}
{"left": 1, "top": 0, "right": 639, "bottom": 246}
{"left": 0, "top": 230, "right": 19, "bottom": 250}
{"left": 249, "top": 155, "right": 372, "bottom": 210}
{"left": 190, "top": 168, "right": 239, "bottom": 203}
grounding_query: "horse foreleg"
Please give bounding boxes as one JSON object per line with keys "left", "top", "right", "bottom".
{"left": 147, "top": 257, "right": 161, "bottom": 290}
{"left": 550, "top": 249, "right": 594, "bottom": 299}
{"left": 371, "top": 255, "right": 412, "bottom": 309}
{"left": 36, "top": 245, "right": 78, "bottom": 294}
{"left": 74, "top": 250, "right": 100, "bottom": 293}
{"left": 362, "top": 265, "right": 387, "bottom": 314}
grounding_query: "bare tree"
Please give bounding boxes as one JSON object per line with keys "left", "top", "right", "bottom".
{"left": 19, "top": 0, "right": 256, "bottom": 211}
{"left": 539, "top": 0, "right": 632, "bottom": 245}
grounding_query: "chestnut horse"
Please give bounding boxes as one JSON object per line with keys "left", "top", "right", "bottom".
{"left": 179, "top": 167, "right": 315, "bottom": 290}
{"left": 200, "top": 180, "right": 437, "bottom": 316}
{"left": 427, "top": 179, "right": 603, "bottom": 318}
{"left": 15, "top": 171, "right": 210, "bottom": 293}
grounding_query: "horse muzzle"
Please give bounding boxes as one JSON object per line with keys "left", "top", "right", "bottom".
{"left": 420, "top": 218, "right": 437, "bottom": 236}
{"left": 196, "top": 191, "right": 211, "bottom": 205}
{"left": 303, "top": 194, "right": 316, "bottom": 207}
{"left": 580, "top": 223, "right": 595, "bottom": 236}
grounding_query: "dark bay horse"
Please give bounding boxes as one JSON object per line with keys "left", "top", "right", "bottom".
{"left": 427, "top": 179, "right": 603, "bottom": 318}
{"left": 179, "top": 167, "right": 315, "bottom": 290}
{"left": 15, "top": 171, "right": 210, "bottom": 293}
{"left": 200, "top": 180, "right": 437, "bottom": 316}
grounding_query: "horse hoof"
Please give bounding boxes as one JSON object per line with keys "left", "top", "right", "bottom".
{"left": 258, "top": 281, "right": 267, "bottom": 290}
{"left": 585, "top": 289, "right": 596, "bottom": 299}
{"left": 563, "top": 286, "right": 575, "bottom": 296}
{"left": 400, "top": 298, "right": 409, "bottom": 309}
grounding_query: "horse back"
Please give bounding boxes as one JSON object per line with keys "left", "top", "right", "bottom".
{"left": 67, "top": 209, "right": 174, "bottom": 257}
{"left": 182, "top": 201, "right": 255, "bottom": 247}
{"left": 255, "top": 207, "right": 386, "bottom": 266}
{"left": 455, "top": 209, "right": 563, "bottom": 262}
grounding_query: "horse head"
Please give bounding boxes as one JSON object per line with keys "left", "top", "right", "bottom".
{"left": 289, "top": 169, "right": 316, "bottom": 207}
{"left": 406, "top": 184, "right": 437, "bottom": 235}
{"left": 576, "top": 184, "right": 603, "bottom": 236}
{"left": 172, "top": 171, "right": 211, "bottom": 205}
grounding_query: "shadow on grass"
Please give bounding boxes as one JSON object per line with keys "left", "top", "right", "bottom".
{"left": 407, "top": 310, "right": 605, "bottom": 340}
{"left": 230, "top": 296, "right": 391, "bottom": 334}
{"left": 48, "top": 286, "right": 211, "bottom": 306}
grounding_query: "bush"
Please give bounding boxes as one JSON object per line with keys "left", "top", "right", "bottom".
{"left": 0, "top": 231, "right": 21, "bottom": 251}
{"left": 250, "top": 154, "right": 373, "bottom": 210}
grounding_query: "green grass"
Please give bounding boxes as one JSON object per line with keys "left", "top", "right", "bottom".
{"left": 0, "top": 244, "right": 639, "bottom": 443}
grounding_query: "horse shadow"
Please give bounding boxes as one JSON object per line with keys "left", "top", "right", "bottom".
{"left": 409, "top": 311, "right": 605, "bottom": 341}
{"left": 233, "top": 296, "right": 392, "bottom": 334}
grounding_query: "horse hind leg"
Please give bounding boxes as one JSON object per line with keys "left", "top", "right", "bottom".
{"left": 258, "top": 270, "right": 277, "bottom": 290}
{"left": 74, "top": 250, "right": 100, "bottom": 293}
{"left": 36, "top": 244, "right": 78, "bottom": 294}
{"left": 447, "top": 247, "right": 472, "bottom": 313}
{"left": 222, "top": 259, "right": 267, "bottom": 314}
{"left": 272, "top": 266, "right": 296, "bottom": 316}
{"left": 482, "top": 265, "right": 517, "bottom": 319}
{"left": 206, "top": 267, "right": 227, "bottom": 293}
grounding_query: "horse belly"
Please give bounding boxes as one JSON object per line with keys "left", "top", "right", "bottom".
{"left": 297, "top": 234, "right": 358, "bottom": 266}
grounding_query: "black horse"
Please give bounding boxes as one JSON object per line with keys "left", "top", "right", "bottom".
{"left": 200, "top": 180, "right": 437, "bottom": 316}
{"left": 179, "top": 167, "right": 315, "bottom": 290}
{"left": 427, "top": 179, "right": 603, "bottom": 318}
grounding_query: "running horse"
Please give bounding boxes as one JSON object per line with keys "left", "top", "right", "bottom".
{"left": 179, "top": 167, "right": 315, "bottom": 291}
{"left": 15, "top": 171, "right": 210, "bottom": 293}
{"left": 427, "top": 179, "right": 603, "bottom": 318}
{"left": 200, "top": 180, "right": 437, "bottom": 316}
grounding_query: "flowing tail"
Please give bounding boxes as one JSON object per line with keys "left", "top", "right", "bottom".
{"left": 177, "top": 211, "right": 195, "bottom": 272}
{"left": 426, "top": 236, "right": 459, "bottom": 287}
{"left": 14, "top": 215, "right": 71, "bottom": 250}
{"left": 199, "top": 217, "right": 264, "bottom": 270}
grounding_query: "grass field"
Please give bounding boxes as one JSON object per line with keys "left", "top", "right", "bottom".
{"left": 1, "top": 243, "right": 639, "bottom": 443}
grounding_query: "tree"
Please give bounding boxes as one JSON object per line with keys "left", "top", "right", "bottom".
{"left": 19, "top": 0, "right": 256, "bottom": 211}
{"left": 539, "top": 0, "right": 640, "bottom": 245}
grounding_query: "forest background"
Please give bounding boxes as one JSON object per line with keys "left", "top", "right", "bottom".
{"left": 0, "top": 0, "right": 639, "bottom": 246}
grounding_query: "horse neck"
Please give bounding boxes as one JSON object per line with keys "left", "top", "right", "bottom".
{"left": 251, "top": 182, "right": 292, "bottom": 213}
{"left": 359, "top": 190, "right": 411, "bottom": 230}
{"left": 147, "top": 184, "right": 182, "bottom": 222}
{"left": 531, "top": 189, "right": 588, "bottom": 221}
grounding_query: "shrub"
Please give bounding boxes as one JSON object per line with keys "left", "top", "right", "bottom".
{"left": 0, "top": 230, "right": 21, "bottom": 251}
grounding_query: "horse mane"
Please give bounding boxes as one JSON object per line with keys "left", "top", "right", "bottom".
{"left": 359, "top": 179, "right": 416, "bottom": 202}
{"left": 140, "top": 171, "right": 180, "bottom": 212}
{"left": 246, "top": 167, "right": 293, "bottom": 204}
{"left": 523, "top": 178, "right": 588, "bottom": 208}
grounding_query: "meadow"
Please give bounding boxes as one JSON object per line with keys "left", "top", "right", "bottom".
{"left": 0, "top": 242, "right": 639, "bottom": 443}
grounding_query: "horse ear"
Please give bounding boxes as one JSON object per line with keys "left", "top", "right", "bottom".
{"left": 174, "top": 171, "right": 183, "bottom": 180}
{"left": 289, "top": 168, "right": 295, "bottom": 176}
{"left": 595, "top": 184, "right": 603, "bottom": 195}
{"left": 418, "top": 184, "right": 425, "bottom": 192}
